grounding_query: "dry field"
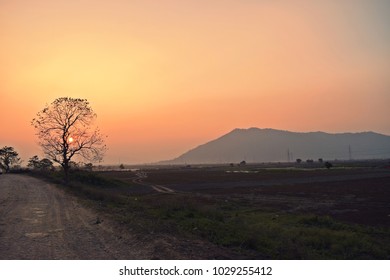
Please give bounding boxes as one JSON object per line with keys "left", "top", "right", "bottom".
{"left": 141, "top": 165, "right": 390, "bottom": 227}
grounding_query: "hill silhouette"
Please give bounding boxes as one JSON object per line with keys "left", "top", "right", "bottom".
{"left": 163, "top": 128, "right": 390, "bottom": 164}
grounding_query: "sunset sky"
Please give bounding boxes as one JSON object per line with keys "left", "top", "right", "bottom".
{"left": 1, "top": 0, "right": 389, "bottom": 164}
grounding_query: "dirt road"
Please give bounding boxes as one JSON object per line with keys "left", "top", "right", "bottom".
{"left": 132, "top": 172, "right": 175, "bottom": 193}
{"left": 0, "top": 174, "right": 155, "bottom": 259}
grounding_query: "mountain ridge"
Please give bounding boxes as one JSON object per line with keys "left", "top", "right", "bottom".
{"left": 162, "top": 128, "right": 390, "bottom": 164}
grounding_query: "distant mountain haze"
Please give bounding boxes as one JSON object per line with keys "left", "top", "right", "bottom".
{"left": 163, "top": 128, "right": 390, "bottom": 164}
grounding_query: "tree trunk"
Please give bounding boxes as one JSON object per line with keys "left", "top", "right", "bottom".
{"left": 4, "top": 159, "right": 10, "bottom": 173}
{"left": 63, "top": 161, "right": 70, "bottom": 184}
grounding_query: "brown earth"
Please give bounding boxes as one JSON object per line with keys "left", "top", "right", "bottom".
{"left": 144, "top": 167, "right": 390, "bottom": 227}
{"left": 0, "top": 174, "right": 234, "bottom": 260}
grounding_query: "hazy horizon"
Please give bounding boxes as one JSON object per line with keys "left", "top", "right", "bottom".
{"left": 1, "top": 1, "right": 389, "bottom": 164}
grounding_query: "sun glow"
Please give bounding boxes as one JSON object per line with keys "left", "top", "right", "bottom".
{"left": 0, "top": 1, "right": 389, "bottom": 164}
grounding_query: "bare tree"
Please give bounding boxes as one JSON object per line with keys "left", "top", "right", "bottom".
{"left": 31, "top": 97, "right": 106, "bottom": 182}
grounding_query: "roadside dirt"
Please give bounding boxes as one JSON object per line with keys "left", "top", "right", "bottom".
{"left": 0, "top": 174, "right": 232, "bottom": 260}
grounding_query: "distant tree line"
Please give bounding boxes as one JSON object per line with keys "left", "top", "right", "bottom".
{"left": 0, "top": 146, "right": 96, "bottom": 174}
{"left": 295, "top": 158, "right": 332, "bottom": 168}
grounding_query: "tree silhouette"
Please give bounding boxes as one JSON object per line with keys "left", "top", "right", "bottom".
{"left": 28, "top": 155, "right": 54, "bottom": 171}
{"left": 27, "top": 155, "right": 41, "bottom": 169}
{"left": 0, "top": 146, "right": 21, "bottom": 173}
{"left": 39, "top": 158, "right": 54, "bottom": 170}
{"left": 32, "top": 97, "right": 106, "bottom": 182}
{"left": 325, "top": 161, "right": 333, "bottom": 169}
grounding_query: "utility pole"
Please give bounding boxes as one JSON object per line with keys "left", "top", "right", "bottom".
{"left": 348, "top": 145, "right": 352, "bottom": 161}
{"left": 287, "top": 148, "right": 291, "bottom": 163}
{"left": 287, "top": 149, "right": 289, "bottom": 162}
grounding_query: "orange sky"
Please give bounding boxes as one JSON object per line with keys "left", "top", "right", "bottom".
{"left": 1, "top": 0, "right": 389, "bottom": 164}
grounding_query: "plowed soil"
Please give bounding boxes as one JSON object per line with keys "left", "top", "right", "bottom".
{"left": 144, "top": 167, "right": 390, "bottom": 227}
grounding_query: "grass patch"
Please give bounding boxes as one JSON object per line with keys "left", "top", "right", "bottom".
{"left": 149, "top": 200, "right": 389, "bottom": 259}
